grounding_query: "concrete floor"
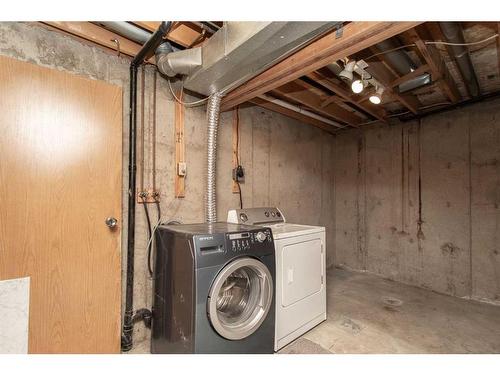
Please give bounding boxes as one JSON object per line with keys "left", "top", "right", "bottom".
{"left": 130, "top": 267, "right": 500, "bottom": 354}
{"left": 281, "top": 267, "right": 500, "bottom": 354}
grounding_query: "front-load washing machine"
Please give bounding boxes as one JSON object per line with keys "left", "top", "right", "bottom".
{"left": 227, "top": 207, "right": 326, "bottom": 351}
{"left": 151, "top": 222, "right": 276, "bottom": 354}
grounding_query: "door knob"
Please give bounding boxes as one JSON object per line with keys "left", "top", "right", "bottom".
{"left": 105, "top": 217, "right": 118, "bottom": 229}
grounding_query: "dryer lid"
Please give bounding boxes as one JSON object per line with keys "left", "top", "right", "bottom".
{"left": 267, "top": 223, "right": 325, "bottom": 239}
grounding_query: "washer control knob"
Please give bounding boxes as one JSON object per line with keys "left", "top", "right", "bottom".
{"left": 256, "top": 231, "right": 267, "bottom": 242}
{"left": 239, "top": 213, "right": 248, "bottom": 222}
{"left": 264, "top": 211, "right": 270, "bottom": 217}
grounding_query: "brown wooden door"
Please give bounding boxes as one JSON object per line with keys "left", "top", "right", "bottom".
{"left": 0, "top": 55, "right": 122, "bottom": 353}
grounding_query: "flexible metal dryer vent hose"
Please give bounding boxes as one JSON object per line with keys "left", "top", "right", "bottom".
{"left": 205, "top": 92, "right": 223, "bottom": 223}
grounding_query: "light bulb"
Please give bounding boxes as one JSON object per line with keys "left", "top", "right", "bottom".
{"left": 351, "top": 79, "right": 365, "bottom": 94}
{"left": 369, "top": 94, "right": 381, "bottom": 104}
{"left": 369, "top": 86, "right": 384, "bottom": 105}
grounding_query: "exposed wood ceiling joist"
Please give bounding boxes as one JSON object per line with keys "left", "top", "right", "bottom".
{"left": 41, "top": 21, "right": 210, "bottom": 60}
{"left": 273, "top": 80, "right": 363, "bottom": 127}
{"left": 497, "top": 23, "right": 500, "bottom": 78}
{"left": 307, "top": 70, "right": 388, "bottom": 123}
{"left": 390, "top": 64, "right": 430, "bottom": 88}
{"left": 220, "top": 21, "right": 423, "bottom": 111}
{"left": 366, "top": 60, "right": 421, "bottom": 114}
{"left": 41, "top": 21, "right": 149, "bottom": 59}
{"left": 250, "top": 97, "right": 337, "bottom": 134}
{"left": 424, "top": 22, "right": 477, "bottom": 99}
{"left": 406, "top": 27, "right": 461, "bottom": 103}
{"left": 131, "top": 21, "right": 209, "bottom": 47}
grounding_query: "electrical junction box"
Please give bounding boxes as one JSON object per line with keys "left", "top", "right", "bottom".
{"left": 177, "top": 162, "right": 187, "bottom": 177}
{"left": 232, "top": 165, "right": 244, "bottom": 183}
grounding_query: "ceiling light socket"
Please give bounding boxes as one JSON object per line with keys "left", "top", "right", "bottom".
{"left": 369, "top": 86, "right": 384, "bottom": 105}
{"left": 339, "top": 60, "right": 356, "bottom": 82}
{"left": 351, "top": 79, "right": 365, "bottom": 94}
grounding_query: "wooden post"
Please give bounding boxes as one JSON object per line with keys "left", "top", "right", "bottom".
{"left": 174, "top": 90, "right": 185, "bottom": 198}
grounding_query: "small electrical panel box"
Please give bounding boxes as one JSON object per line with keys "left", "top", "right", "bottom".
{"left": 177, "top": 162, "right": 187, "bottom": 177}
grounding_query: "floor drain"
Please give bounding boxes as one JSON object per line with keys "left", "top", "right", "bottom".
{"left": 382, "top": 296, "right": 403, "bottom": 307}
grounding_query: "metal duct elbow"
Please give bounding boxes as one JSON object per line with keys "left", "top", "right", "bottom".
{"left": 205, "top": 92, "right": 223, "bottom": 223}
{"left": 156, "top": 47, "right": 202, "bottom": 77}
{"left": 439, "top": 22, "right": 481, "bottom": 97}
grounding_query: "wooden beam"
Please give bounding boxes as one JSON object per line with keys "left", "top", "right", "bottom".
{"left": 366, "top": 60, "right": 421, "bottom": 114}
{"left": 132, "top": 21, "right": 207, "bottom": 48}
{"left": 221, "top": 21, "right": 423, "bottom": 111}
{"left": 307, "top": 71, "right": 387, "bottom": 122}
{"left": 250, "top": 97, "right": 337, "bottom": 134}
{"left": 174, "top": 89, "right": 185, "bottom": 198}
{"left": 273, "top": 80, "right": 363, "bottom": 126}
{"left": 406, "top": 28, "right": 461, "bottom": 103}
{"left": 319, "top": 95, "right": 346, "bottom": 108}
{"left": 390, "top": 64, "right": 430, "bottom": 87}
{"left": 41, "top": 22, "right": 149, "bottom": 59}
{"left": 497, "top": 23, "right": 500, "bottom": 79}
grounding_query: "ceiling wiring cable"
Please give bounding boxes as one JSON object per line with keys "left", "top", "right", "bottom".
{"left": 364, "top": 34, "right": 499, "bottom": 61}
{"left": 424, "top": 33, "right": 498, "bottom": 47}
{"left": 167, "top": 78, "right": 210, "bottom": 107}
{"left": 364, "top": 44, "right": 417, "bottom": 60}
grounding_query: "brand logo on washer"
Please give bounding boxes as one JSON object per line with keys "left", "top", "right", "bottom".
{"left": 198, "top": 236, "right": 214, "bottom": 241}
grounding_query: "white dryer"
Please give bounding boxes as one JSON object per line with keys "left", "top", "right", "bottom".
{"left": 227, "top": 207, "right": 326, "bottom": 351}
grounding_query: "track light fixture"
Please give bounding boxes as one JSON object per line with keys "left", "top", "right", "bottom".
{"left": 369, "top": 86, "right": 384, "bottom": 105}
{"left": 339, "top": 60, "right": 356, "bottom": 82}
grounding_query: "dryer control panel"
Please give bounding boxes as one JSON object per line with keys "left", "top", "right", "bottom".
{"left": 227, "top": 207, "right": 285, "bottom": 225}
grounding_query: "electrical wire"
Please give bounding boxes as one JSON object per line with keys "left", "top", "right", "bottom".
{"left": 145, "top": 199, "right": 182, "bottom": 279}
{"left": 425, "top": 34, "right": 498, "bottom": 47}
{"left": 155, "top": 200, "right": 161, "bottom": 222}
{"left": 235, "top": 106, "right": 243, "bottom": 209}
{"left": 364, "top": 34, "right": 499, "bottom": 61}
{"left": 167, "top": 78, "right": 210, "bottom": 107}
{"left": 145, "top": 199, "right": 162, "bottom": 278}
{"left": 364, "top": 44, "right": 417, "bottom": 60}
{"left": 142, "top": 199, "right": 154, "bottom": 277}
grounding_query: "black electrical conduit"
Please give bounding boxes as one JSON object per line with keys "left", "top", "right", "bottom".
{"left": 122, "top": 21, "right": 173, "bottom": 353}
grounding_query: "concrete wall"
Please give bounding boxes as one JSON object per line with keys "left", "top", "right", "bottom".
{"left": 0, "top": 22, "right": 335, "bottom": 346}
{"left": 333, "top": 99, "right": 500, "bottom": 304}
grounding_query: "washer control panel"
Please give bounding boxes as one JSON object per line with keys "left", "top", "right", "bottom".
{"left": 226, "top": 228, "right": 272, "bottom": 252}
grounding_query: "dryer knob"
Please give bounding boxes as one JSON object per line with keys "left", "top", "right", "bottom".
{"left": 256, "top": 231, "right": 267, "bottom": 242}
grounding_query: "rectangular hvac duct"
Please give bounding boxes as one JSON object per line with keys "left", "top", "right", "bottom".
{"left": 181, "top": 21, "right": 340, "bottom": 96}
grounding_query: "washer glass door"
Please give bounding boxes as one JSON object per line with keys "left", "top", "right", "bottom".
{"left": 208, "top": 257, "right": 273, "bottom": 340}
